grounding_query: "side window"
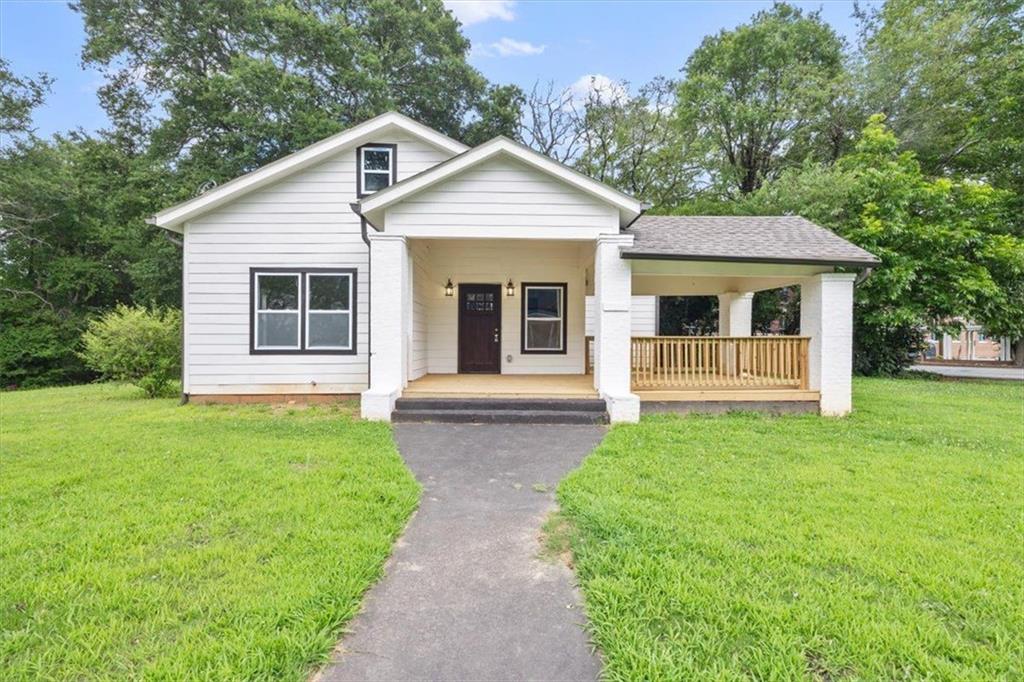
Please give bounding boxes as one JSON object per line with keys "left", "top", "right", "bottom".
{"left": 522, "top": 283, "right": 567, "bottom": 354}
{"left": 307, "top": 273, "right": 353, "bottom": 350}
{"left": 254, "top": 273, "right": 300, "bottom": 350}
{"left": 357, "top": 144, "right": 396, "bottom": 196}
{"left": 251, "top": 269, "right": 357, "bottom": 354}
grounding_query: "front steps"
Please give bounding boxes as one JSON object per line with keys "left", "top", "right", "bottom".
{"left": 391, "top": 397, "right": 609, "bottom": 424}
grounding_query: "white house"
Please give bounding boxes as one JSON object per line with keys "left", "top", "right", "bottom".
{"left": 149, "top": 112, "right": 879, "bottom": 423}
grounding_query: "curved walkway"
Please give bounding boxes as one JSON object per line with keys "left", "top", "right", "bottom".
{"left": 318, "top": 423, "right": 606, "bottom": 682}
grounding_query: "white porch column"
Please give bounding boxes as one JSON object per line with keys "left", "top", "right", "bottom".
{"left": 800, "top": 272, "right": 856, "bottom": 416}
{"left": 594, "top": 234, "right": 640, "bottom": 423}
{"left": 717, "top": 292, "right": 753, "bottom": 336}
{"left": 361, "top": 234, "right": 408, "bottom": 420}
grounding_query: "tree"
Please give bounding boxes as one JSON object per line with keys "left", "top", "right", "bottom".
{"left": 744, "top": 115, "right": 1024, "bottom": 373}
{"left": 856, "top": 0, "right": 1024, "bottom": 232}
{"left": 72, "top": 0, "right": 489, "bottom": 188}
{"left": 676, "top": 3, "right": 849, "bottom": 195}
{"left": 520, "top": 80, "right": 586, "bottom": 163}
{"left": 0, "top": 58, "right": 51, "bottom": 142}
{"left": 463, "top": 84, "right": 524, "bottom": 146}
{"left": 1, "top": 60, "right": 179, "bottom": 387}
{"left": 658, "top": 297, "right": 718, "bottom": 335}
{"left": 576, "top": 77, "right": 703, "bottom": 208}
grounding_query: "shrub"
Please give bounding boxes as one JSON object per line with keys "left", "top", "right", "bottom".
{"left": 79, "top": 305, "right": 181, "bottom": 397}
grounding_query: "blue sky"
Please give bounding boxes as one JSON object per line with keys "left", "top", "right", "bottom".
{"left": 1, "top": 0, "right": 872, "bottom": 138}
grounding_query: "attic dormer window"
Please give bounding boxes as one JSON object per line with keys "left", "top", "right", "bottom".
{"left": 358, "top": 143, "right": 396, "bottom": 196}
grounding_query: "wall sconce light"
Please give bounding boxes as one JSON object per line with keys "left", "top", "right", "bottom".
{"left": 506, "top": 278, "right": 515, "bottom": 296}
{"left": 444, "top": 278, "right": 454, "bottom": 297}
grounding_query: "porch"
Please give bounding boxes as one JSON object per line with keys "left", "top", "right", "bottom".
{"left": 360, "top": 218, "right": 875, "bottom": 423}
{"left": 405, "top": 334, "right": 818, "bottom": 403}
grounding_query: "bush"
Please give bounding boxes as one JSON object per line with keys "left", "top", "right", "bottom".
{"left": 79, "top": 305, "right": 181, "bottom": 397}
{"left": 853, "top": 321, "right": 926, "bottom": 376}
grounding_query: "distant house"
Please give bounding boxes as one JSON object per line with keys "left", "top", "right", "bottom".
{"left": 925, "top": 323, "right": 1012, "bottom": 362}
{"left": 148, "top": 112, "right": 878, "bottom": 423}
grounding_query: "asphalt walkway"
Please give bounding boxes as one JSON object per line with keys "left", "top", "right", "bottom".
{"left": 318, "top": 423, "right": 606, "bottom": 682}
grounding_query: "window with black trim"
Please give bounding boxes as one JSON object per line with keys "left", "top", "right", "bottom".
{"left": 251, "top": 269, "right": 357, "bottom": 354}
{"left": 357, "top": 143, "right": 396, "bottom": 196}
{"left": 521, "top": 283, "right": 567, "bottom": 354}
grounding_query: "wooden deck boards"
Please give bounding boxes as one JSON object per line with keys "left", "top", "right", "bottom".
{"left": 404, "top": 374, "right": 598, "bottom": 398}
{"left": 404, "top": 374, "right": 817, "bottom": 403}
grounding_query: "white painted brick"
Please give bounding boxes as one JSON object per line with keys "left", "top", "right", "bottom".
{"left": 361, "top": 234, "right": 408, "bottom": 420}
{"left": 717, "top": 292, "right": 753, "bottom": 336}
{"left": 594, "top": 235, "right": 640, "bottom": 423}
{"left": 800, "top": 273, "right": 856, "bottom": 415}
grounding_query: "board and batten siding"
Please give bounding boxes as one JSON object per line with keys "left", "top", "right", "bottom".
{"left": 585, "top": 296, "right": 658, "bottom": 337}
{"left": 413, "top": 240, "right": 591, "bottom": 375}
{"left": 383, "top": 156, "right": 619, "bottom": 239}
{"left": 182, "top": 133, "right": 453, "bottom": 395}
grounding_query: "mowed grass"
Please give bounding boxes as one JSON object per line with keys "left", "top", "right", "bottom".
{"left": 0, "top": 384, "right": 419, "bottom": 680}
{"left": 558, "top": 378, "right": 1023, "bottom": 680}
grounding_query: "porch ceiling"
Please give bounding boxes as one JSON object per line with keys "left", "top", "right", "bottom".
{"left": 630, "top": 259, "right": 830, "bottom": 295}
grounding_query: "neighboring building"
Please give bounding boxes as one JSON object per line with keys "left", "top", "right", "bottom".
{"left": 149, "top": 112, "right": 879, "bottom": 422}
{"left": 925, "top": 324, "right": 1012, "bottom": 362}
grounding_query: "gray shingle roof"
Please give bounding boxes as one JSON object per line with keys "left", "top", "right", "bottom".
{"left": 623, "top": 215, "right": 880, "bottom": 267}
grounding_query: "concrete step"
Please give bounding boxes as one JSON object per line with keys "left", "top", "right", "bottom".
{"left": 391, "top": 408, "right": 609, "bottom": 425}
{"left": 394, "top": 397, "right": 607, "bottom": 412}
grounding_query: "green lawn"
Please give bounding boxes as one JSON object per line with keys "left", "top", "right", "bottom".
{"left": 557, "top": 378, "right": 1024, "bottom": 680}
{"left": 0, "top": 384, "right": 419, "bottom": 680}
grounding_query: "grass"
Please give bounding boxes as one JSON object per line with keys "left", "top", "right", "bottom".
{"left": 0, "top": 383, "right": 420, "bottom": 680}
{"left": 557, "top": 378, "right": 1024, "bottom": 680}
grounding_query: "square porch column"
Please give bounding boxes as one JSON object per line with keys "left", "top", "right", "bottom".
{"left": 361, "top": 234, "right": 408, "bottom": 420}
{"left": 717, "top": 292, "right": 753, "bottom": 336}
{"left": 799, "top": 272, "right": 857, "bottom": 416}
{"left": 594, "top": 234, "right": 640, "bottom": 423}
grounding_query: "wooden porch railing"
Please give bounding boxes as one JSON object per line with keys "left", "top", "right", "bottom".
{"left": 586, "top": 335, "right": 810, "bottom": 390}
{"left": 632, "top": 336, "right": 809, "bottom": 389}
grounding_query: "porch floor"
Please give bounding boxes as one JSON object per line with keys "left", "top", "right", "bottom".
{"left": 404, "top": 374, "right": 598, "bottom": 399}
{"left": 404, "top": 374, "right": 819, "bottom": 403}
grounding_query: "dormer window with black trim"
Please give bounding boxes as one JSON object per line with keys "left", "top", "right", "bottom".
{"left": 357, "top": 143, "right": 397, "bottom": 196}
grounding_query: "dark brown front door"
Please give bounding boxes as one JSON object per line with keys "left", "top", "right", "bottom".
{"left": 458, "top": 284, "right": 501, "bottom": 373}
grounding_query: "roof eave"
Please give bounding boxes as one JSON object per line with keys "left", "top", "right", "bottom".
{"left": 148, "top": 112, "right": 468, "bottom": 229}
{"left": 621, "top": 251, "right": 881, "bottom": 268}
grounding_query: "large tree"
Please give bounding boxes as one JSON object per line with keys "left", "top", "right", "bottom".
{"left": 745, "top": 116, "right": 1024, "bottom": 373}
{"left": 676, "top": 3, "right": 849, "bottom": 195}
{"left": 856, "top": 0, "right": 1024, "bottom": 231}
{"left": 575, "top": 77, "right": 703, "bottom": 208}
{"left": 72, "top": 0, "right": 489, "bottom": 191}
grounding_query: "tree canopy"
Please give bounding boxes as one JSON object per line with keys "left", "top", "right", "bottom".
{"left": 2, "top": 0, "right": 1023, "bottom": 387}
{"left": 676, "top": 4, "right": 849, "bottom": 195}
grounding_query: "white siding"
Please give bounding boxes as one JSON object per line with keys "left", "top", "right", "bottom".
{"left": 585, "top": 296, "right": 658, "bottom": 336}
{"left": 183, "top": 132, "right": 452, "bottom": 395}
{"left": 384, "top": 156, "right": 619, "bottom": 238}
{"left": 414, "top": 240, "right": 591, "bottom": 375}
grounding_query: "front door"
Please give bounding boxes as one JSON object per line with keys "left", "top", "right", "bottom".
{"left": 458, "top": 284, "right": 501, "bottom": 373}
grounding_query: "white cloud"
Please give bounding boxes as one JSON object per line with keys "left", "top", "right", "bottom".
{"left": 444, "top": 1, "right": 516, "bottom": 26}
{"left": 566, "top": 74, "right": 628, "bottom": 106}
{"left": 490, "top": 37, "right": 546, "bottom": 57}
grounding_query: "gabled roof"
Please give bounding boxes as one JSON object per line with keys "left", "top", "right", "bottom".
{"left": 357, "top": 136, "right": 645, "bottom": 228}
{"left": 623, "top": 215, "right": 880, "bottom": 267}
{"left": 148, "top": 112, "right": 468, "bottom": 232}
